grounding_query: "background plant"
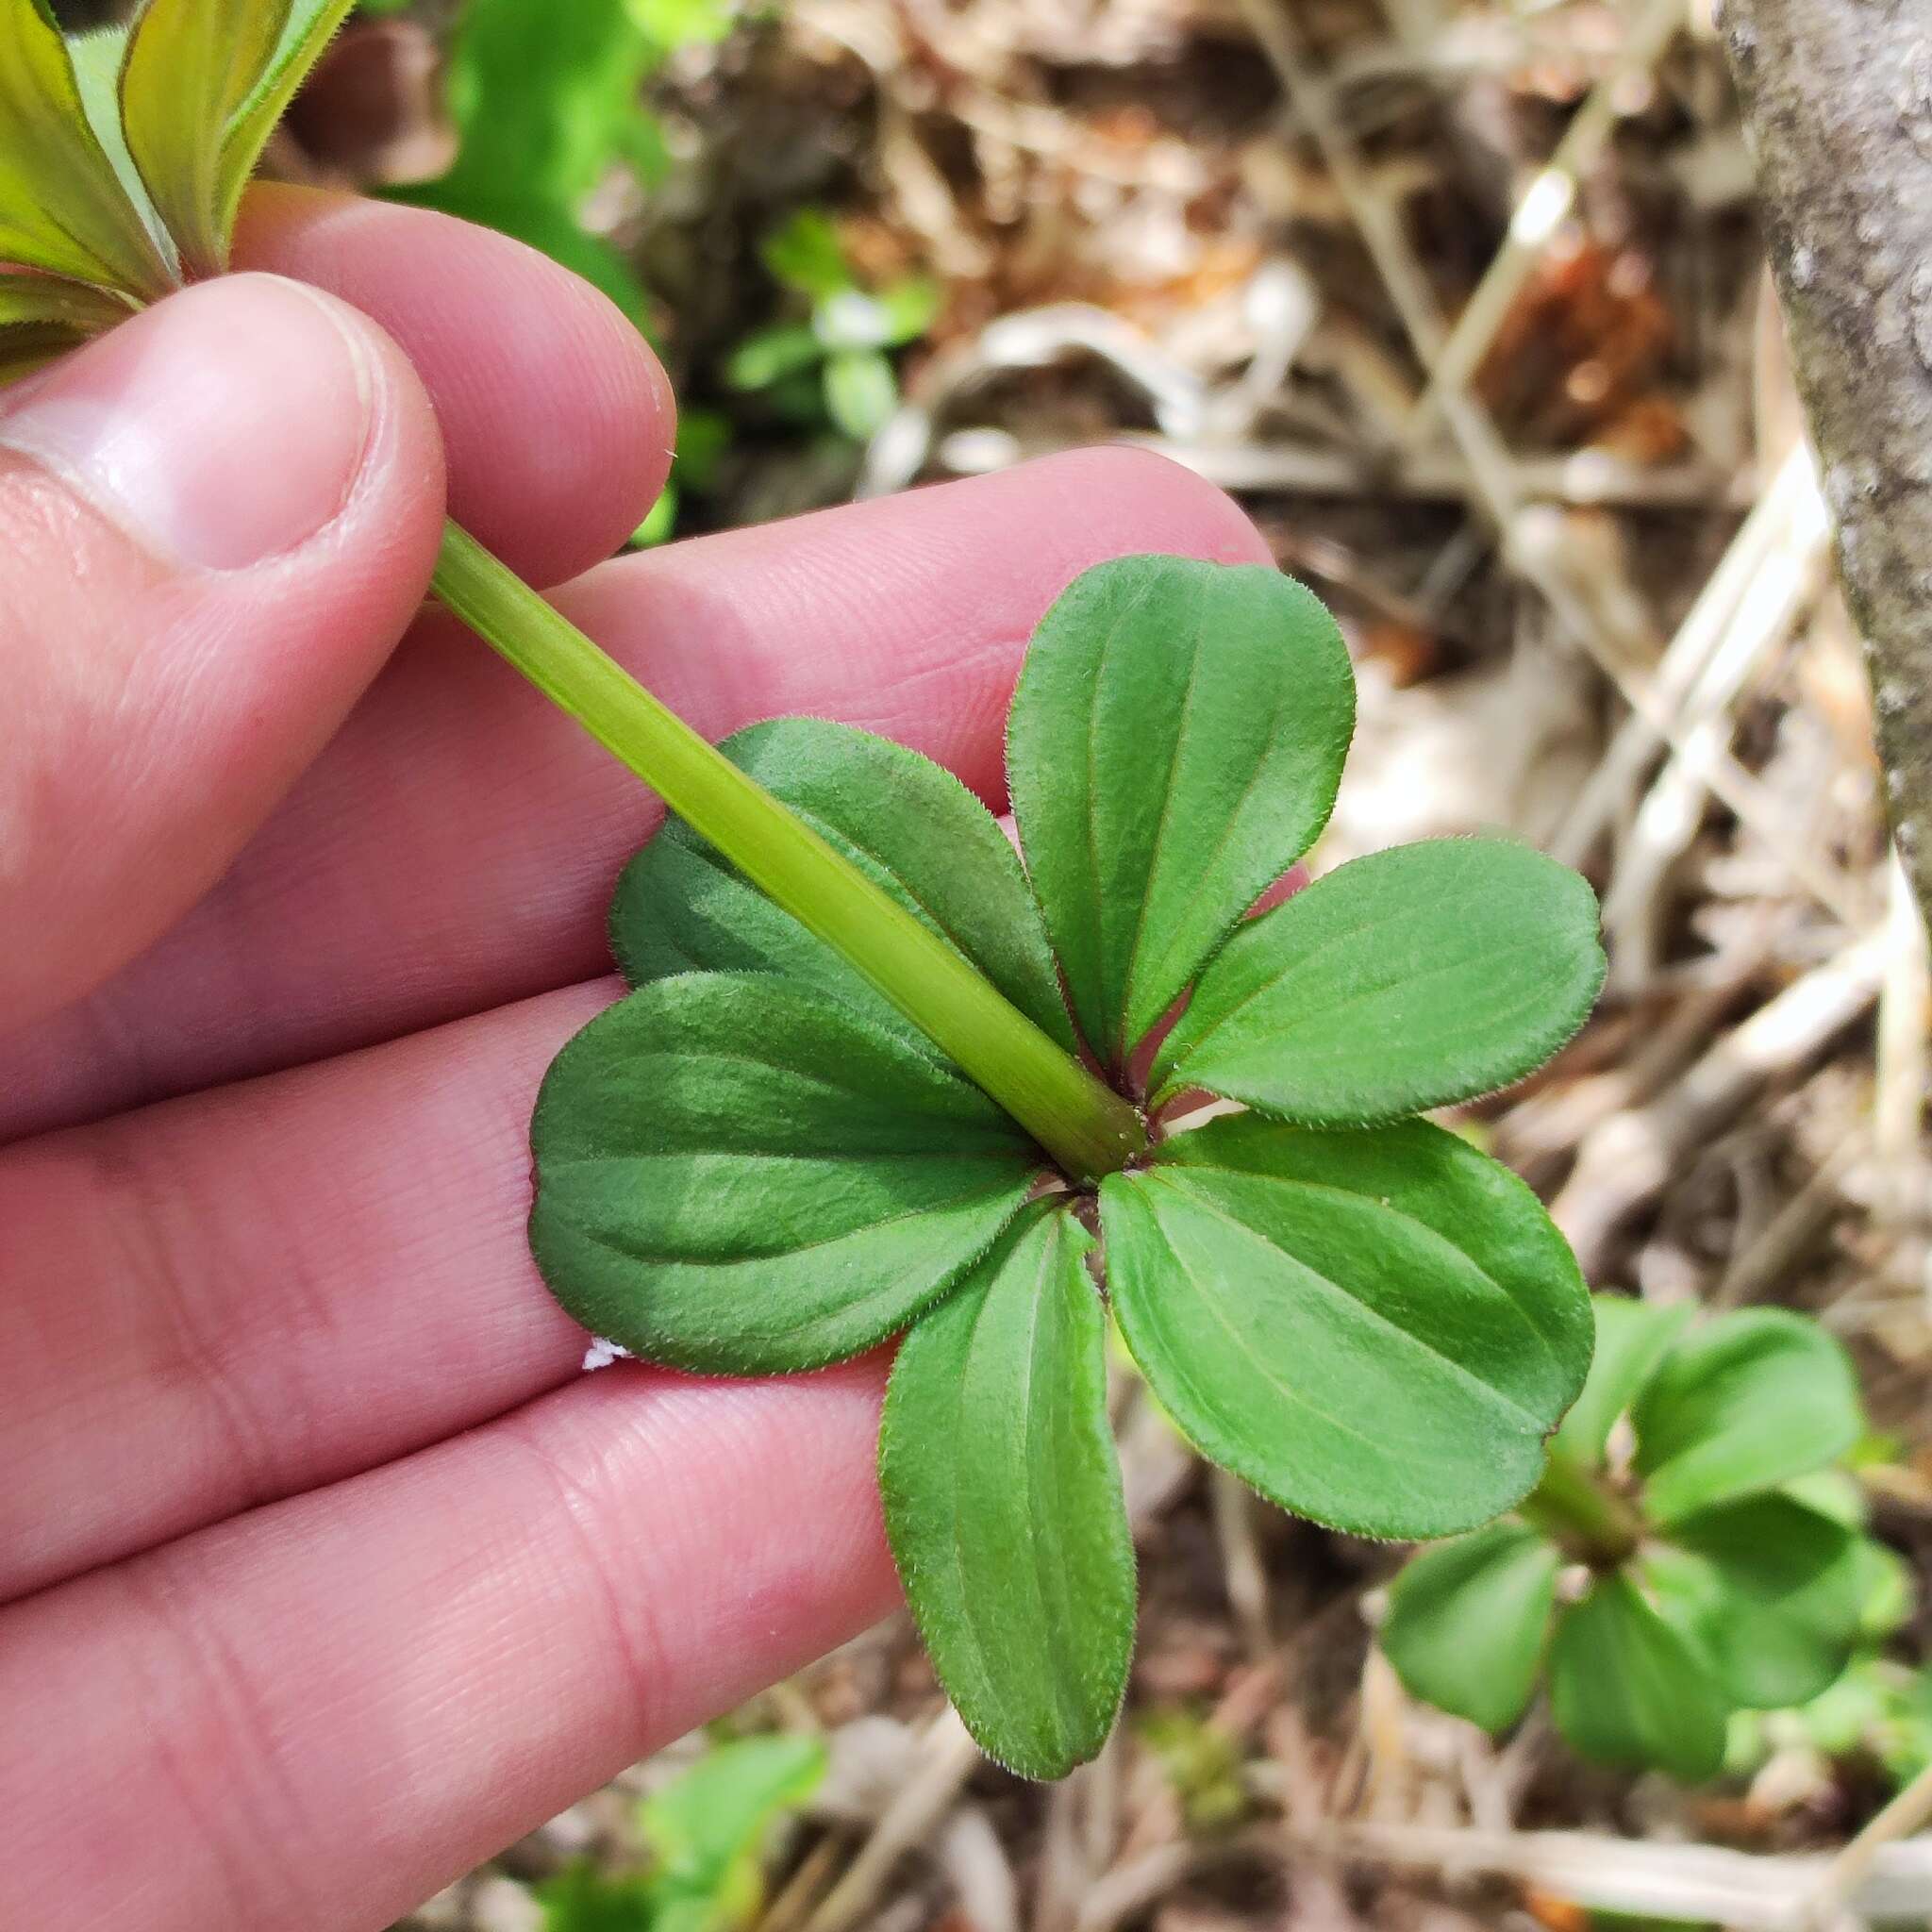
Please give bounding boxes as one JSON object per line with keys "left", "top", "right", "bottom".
{"left": 536, "top": 1733, "right": 825, "bottom": 1932}
{"left": 388, "top": 0, "right": 741, "bottom": 541}
{"left": 1381, "top": 1295, "right": 1883, "bottom": 1781}
{"left": 394, "top": 0, "right": 734, "bottom": 325}
{"left": 723, "top": 206, "right": 940, "bottom": 442}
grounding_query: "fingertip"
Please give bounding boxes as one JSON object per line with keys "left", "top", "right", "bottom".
{"left": 1009, "top": 444, "right": 1276, "bottom": 570}
{"left": 0, "top": 272, "right": 445, "bottom": 1026}
{"left": 235, "top": 184, "right": 674, "bottom": 585}
{"left": 0, "top": 272, "right": 444, "bottom": 582}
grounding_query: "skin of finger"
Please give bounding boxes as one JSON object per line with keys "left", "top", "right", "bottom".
{"left": 233, "top": 183, "right": 675, "bottom": 589}
{"left": 0, "top": 859, "right": 1316, "bottom": 1599}
{"left": 0, "top": 980, "right": 615, "bottom": 1603}
{"left": 0, "top": 276, "right": 446, "bottom": 1034}
{"left": 0, "top": 1359, "right": 899, "bottom": 1932}
{"left": 1, "top": 449, "right": 1272, "bottom": 1142}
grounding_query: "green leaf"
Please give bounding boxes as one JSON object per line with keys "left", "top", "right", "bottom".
{"left": 1781, "top": 1467, "right": 1870, "bottom": 1529}
{"left": 1646, "top": 1494, "right": 1865, "bottom": 1709}
{"left": 0, "top": 323, "right": 85, "bottom": 383}
{"left": 215, "top": 0, "right": 358, "bottom": 270}
{"left": 1548, "top": 1574, "right": 1730, "bottom": 1781}
{"left": 631, "top": 0, "right": 737, "bottom": 57}
{"left": 633, "top": 481, "right": 678, "bottom": 548}
{"left": 760, "top": 208, "right": 853, "bottom": 299}
{"left": 822, "top": 347, "right": 897, "bottom": 440}
{"left": 1553, "top": 1293, "right": 1691, "bottom": 1468}
{"left": 1150, "top": 839, "right": 1606, "bottom": 1124}
{"left": 640, "top": 1733, "right": 826, "bottom": 1932}
{"left": 874, "top": 275, "right": 942, "bottom": 346}
{"left": 611, "top": 717, "right": 1077, "bottom": 1057}
{"left": 395, "top": 0, "right": 655, "bottom": 323}
{"left": 0, "top": 0, "right": 172, "bottom": 295}
{"left": 812, "top": 280, "right": 941, "bottom": 353}
{"left": 66, "top": 26, "right": 170, "bottom": 252}
{"left": 724, "top": 322, "right": 824, "bottom": 391}
{"left": 1100, "top": 1113, "right": 1592, "bottom": 1538}
{"left": 429, "top": 0, "right": 651, "bottom": 206}
{"left": 529, "top": 973, "right": 1044, "bottom": 1374}
{"left": 880, "top": 1203, "right": 1136, "bottom": 1779}
{"left": 671, "top": 406, "right": 732, "bottom": 491}
{"left": 0, "top": 271, "right": 129, "bottom": 334}
{"left": 1008, "top": 555, "right": 1356, "bottom": 1070}
{"left": 1851, "top": 1537, "right": 1915, "bottom": 1642}
{"left": 119, "top": 0, "right": 289, "bottom": 277}
{"left": 1382, "top": 1522, "right": 1561, "bottom": 1733}
{"left": 1633, "top": 1310, "right": 1864, "bottom": 1525}
{"left": 538, "top": 1863, "right": 660, "bottom": 1932}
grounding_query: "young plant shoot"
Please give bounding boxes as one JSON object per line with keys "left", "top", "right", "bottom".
{"left": 1, "top": 0, "right": 1609, "bottom": 1779}
{"left": 1382, "top": 1296, "right": 1880, "bottom": 1781}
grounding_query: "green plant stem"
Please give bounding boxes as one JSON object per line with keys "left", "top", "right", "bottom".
{"left": 431, "top": 520, "right": 1149, "bottom": 1184}
{"left": 1519, "top": 1442, "right": 1642, "bottom": 1566}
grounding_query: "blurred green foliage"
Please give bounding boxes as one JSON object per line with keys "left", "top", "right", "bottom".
{"left": 538, "top": 1732, "right": 826, "bottom": 1932}
{"left": 1136, "top": 1707, "right": 1251, "bottom": 1836}
{"left": 389, "top": 0, "right": 739, "bottom": 540}
{"left": 377, "top": 3, "right": 941, "bottom": 539}
{"left": 726, "top": 208, "right": 940, "bottom": 441}
{"left": 395, "top": 0, "right": 732, "bottom": 323}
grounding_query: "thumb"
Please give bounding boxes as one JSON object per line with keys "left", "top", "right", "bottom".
{"left": 0, "top": 273, "right": 445, "bottom": 1031}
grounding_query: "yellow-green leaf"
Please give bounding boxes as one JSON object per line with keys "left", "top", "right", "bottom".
{"left": 121, "top": 0, "right": 290, "bottom": 278}
{"left": 216, "top": 0, "right": 357, "bottom": 265}
{"left": 66, "top": 26, "right": 172, "bottom": 257}
{"left": 0, "top": 0, "right": 172, "bottom": 295}
{"left": 0, "top": 323, "right": 83, "bottom": 383}
{"left": 0, "top": 271, "right": 131, "bottom": 335}
{"left": 0, "top": 270, "right": 129, "bottom": 386}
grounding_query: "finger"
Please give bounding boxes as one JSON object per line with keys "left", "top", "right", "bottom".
{"left": 0, "top": 614, "right": 1282, "bottom": 1595}
{"left": 233, "top": 185, "right": 674, "bottom": 588}
{"left": 0, "top": 274, "right": 445, "bottom": 1034}
{"left": 0, "top": 980, "right": 612, "bottom": 1601}
{"left": 5, "top": 450, "right": 1270, "bottom": 1140}
{"left": 0, "top": 1360, "right": 898, "bottom": 1932}
{"left": 0, "top": 822, "right": 1299, "bottom": 1600}
{"left": 8, "top": 833, "right": 1288, "bottom": 1592}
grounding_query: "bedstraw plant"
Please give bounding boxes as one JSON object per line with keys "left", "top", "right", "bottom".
{"left": 1, "top": 0, "right": 1627, "bottom": 1778}
{"left": 1382, "top": 1295, "right": 1883, "bottom": 1781}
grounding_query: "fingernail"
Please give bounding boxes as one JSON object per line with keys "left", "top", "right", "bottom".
{"left": 0, "top": 274, "right": 377, "bottom": 573}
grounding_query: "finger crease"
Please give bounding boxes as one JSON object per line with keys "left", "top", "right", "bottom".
{"left": 91, "top": 1124, "right": 291, "bottom": 1511}
{"left": 113, "top": 1554, "right": 325, "bottom": 1928}
{"left": 494, "top": 1413, "right": 667, "bottom": 1745}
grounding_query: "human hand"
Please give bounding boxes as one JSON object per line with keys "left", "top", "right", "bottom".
{"left": 0, "top": 186, "right": 1267, "bottom": 1931}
